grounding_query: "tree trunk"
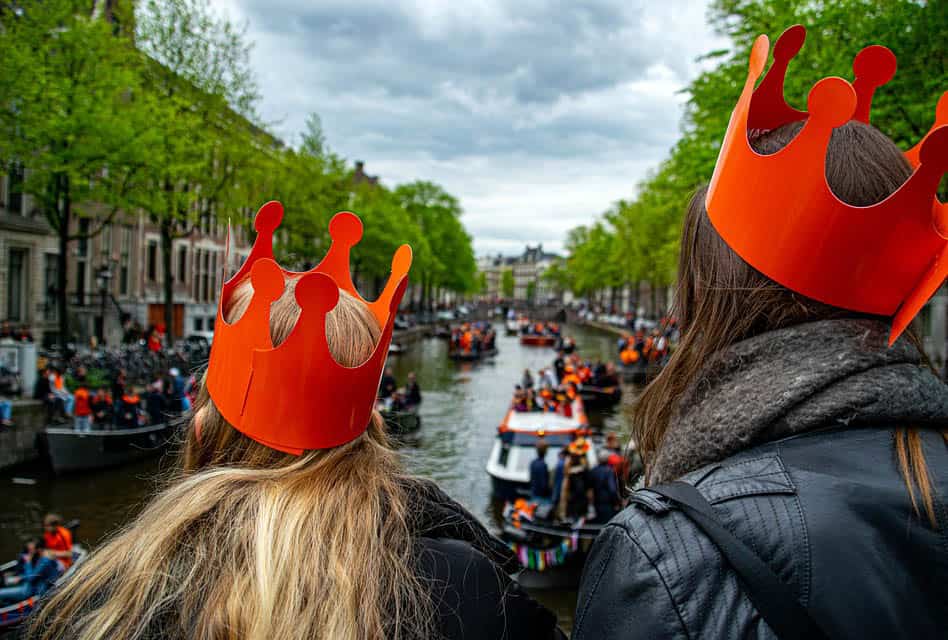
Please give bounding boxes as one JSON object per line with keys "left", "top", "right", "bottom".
{"left": 56, "top": 173, "right": 70, "bottom": 351}
{"left": 161, "top": 219, "right": 175, "bottom": 345}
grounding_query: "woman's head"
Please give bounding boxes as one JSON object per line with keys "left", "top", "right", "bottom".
{"left": 634, "top": 120, "right": 915, "bottom": 474}
{"left": 183, "top": 273, "right": 383, "bottom": 470}
{"left": 30, "top": 274, "right": 433, "bottom": 640}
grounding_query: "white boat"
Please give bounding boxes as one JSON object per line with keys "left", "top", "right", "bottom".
{"left": 486, "top": 400, "right": 596, "bottom": 498}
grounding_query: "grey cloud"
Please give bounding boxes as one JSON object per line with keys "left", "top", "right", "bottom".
{"left": 217, "top": 0, "right": 722, "bottom": 253}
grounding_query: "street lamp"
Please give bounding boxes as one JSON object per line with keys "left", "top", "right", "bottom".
{"left": 95, "top": 262, "right": 114, "bottom": 345}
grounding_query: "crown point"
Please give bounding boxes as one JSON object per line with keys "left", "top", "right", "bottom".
{"left": 254, "top": 201, "right": 284, "bottom": 235}
{"left": 328, "top": 212, "right": 363, "bottom": 246}
{"left": 853, "top": 45, "right": 897, "bottom": 88}
{"left": 773, "top": 24, "right": 806, "bottom": 62}
{"left": 250, "top": 259, "right": 285, "bottom": 302}
{"left": 807, "top": 77, "right": 857, "bottom": 128}
{"left": 392, "top": 244, "right": 413, "bottom": 274}
{"left": 936, "top": 91, "right": 948, "bottom": 123}
{"left": 749, "top": 34, "right": 770, "bottom": 77}
{"left": 295, "top": 272, "right": 340, "bottom": 315}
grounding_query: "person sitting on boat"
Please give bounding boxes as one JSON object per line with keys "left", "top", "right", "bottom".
{"left": 557, "top": 391, "right": 574, "bottom": 418}
{"left": 116, "top": 391, "right": 143, "bottom": 429}
{"left": 560, "top": 365, "right": 581, "bottom": 389}
{"left": 525, "top": 388, "right": 541, "bottom": 412}
{"left": 72, "top": 377, "right": 92, "bottom": 433}
{"left": 529, "top": 440, "right": 552, "bottom": 501}
{"left": 90, "top": 386, "right": 113, "bottom": 427}
{"left": 42, "top": 514, "right": 73, "bottom": 570}
{"left": 559, "top": 439, "right": 593, "bottom": 522}
{"left": 26, "top": 212, "right": 564, "bottom": 639}
{"left": 551, "top": 449, "right": 567, "bottom": 510}
{"left": 404, "top": 372, "right": 421, "bottom": 407}
{"left": 589, "top": 450, "right": 621, "bottom": 524}
{"left": 378, "top": 367, "right": 397, "bottom": 399}
{"left": 521, "top": 369, "right": 534, "bottom": 390}
{"left": 0, "top": 539, "right": 62, "bottom": 604}
{"left": 145, "top": 381, "right": 166, "bottom": 426}
{"left": 538, "top": 386, "right": 555, "bottom": 412}
{"left": 553, "top": 352, "right": 565, "bottom": 382}
{"left": 511, "top": 386, "right": 529, "bottom": 413}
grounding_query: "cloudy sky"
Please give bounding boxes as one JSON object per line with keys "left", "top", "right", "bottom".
{"left": 213, "top": 0, "right": 725, "bottom": 255}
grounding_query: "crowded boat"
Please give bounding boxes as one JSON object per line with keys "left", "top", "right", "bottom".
{"left": 519, "top": 320, "right": 560, "bottom": 347}
{"left": 448, "top": 322, "right": 498, "bottom": 360}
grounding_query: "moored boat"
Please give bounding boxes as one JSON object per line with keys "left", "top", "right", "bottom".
{"left": 448, "top": 346, "right": 498, "bottom": 361}
{"left": 486, "top": 401, "right": 594, "bottom": 499}
{"left": 44, "top": 422, "right": 175, "bottom": 473}
{"left": 579, "top": 384, "right": 622, "bottom": 409}
{"left": 501, "top": 501, "right": 603, "bottom": 589}
{"left": 380, "top": 407, "right": 422, "bottom": 434}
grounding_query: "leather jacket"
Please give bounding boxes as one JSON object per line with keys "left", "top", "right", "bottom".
{"left": 572, "top": 426, "right": 948, "bottom": 639}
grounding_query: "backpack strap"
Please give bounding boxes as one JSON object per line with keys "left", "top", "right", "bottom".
{"left": 648, "top": 481, "right": 829, "bottom": 640}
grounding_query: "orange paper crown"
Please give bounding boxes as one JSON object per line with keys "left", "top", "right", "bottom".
{"left": 205, "top": 201, "right": 412, "bottom": 454}
{"left": 707, "top": 25, "right": 948, "bottom": 344}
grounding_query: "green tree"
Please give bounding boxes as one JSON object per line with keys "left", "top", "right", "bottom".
{"left": 394, "top": 181, "right": 476, "bottom": 309}
{"left": 561, "top": 0, "right": 945, "bottom": 303}
{"left": 501, "top": 268, "right": 514, "bottom": 299}
{"left": 133, "top": 0, "right": 262, "bottom": 342}
{"left": 0, "top": 1, "right": 148, "bottom": 347}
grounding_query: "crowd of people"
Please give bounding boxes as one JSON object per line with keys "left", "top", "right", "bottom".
{"left": 449, "top": 321, "right": 497, "bottom": 355}
{"left": 33, "top": 365, "right": 193, "bottom": 431}
{"left": 525, "top": 432, "right": 636, "bottom": 525}
{"left": 510, "top": 351, "right": 622, "bottom": 417}
{"left": 377, "top": 367, "right": 422, "bottom": 412}
{"left": 617, "top": 322, "right": 676, "bottom": 366}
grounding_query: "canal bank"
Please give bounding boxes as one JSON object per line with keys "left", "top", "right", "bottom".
{"left": 0, "top": 322, "right": 634, "bottom": 632}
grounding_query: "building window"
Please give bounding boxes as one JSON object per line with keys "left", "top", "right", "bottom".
{"left": 100, "top": 223, "right": 112, "bottom": 258}
{"left": 75, "top": 260, "right": 86, "bottom": 307}
{"left": 77, "top": 218, "right": 90, "bottom": 257}
{"left": 146, "top": 241, "right": 158, "bottom": 282}
{"left": 6, "top": 162, "right": 24, "bottom": 214}
{"left": 177, "top": 245, "right": 187, "bottom": 283}
{"left": 6, "top": 248, "right": 27, "bottom": 321}
{"left": 44, "top": 253, "right": 58, "bottom": 321}
{"left": 201, "top": 250, "right": 210, "bottom": 302}
{"left": 193, "top": 317, "right": 203, "bottom": 332}
{"left": 119, "top": 226, "right": 131, "bottom": 296}
{"left": 210, "top": 251, "right": 218, "bottom": 298}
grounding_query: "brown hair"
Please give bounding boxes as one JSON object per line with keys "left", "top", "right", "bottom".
{"left": 635, "top": 120, "right": 946, "bottom": 524}
{"left": 29, "top": 276, "right": 433, "bottom": 640}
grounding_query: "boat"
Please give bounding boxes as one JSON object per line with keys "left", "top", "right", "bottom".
{"left": 388, "top": 342, "right": 406, "bottom": 355}
{"left": 519, "top": 334, "right": 557, "bottom": 347}
{"left": 0, "top": 526, "right": 87, "bottom": 631}
{"left": 486, "top": 401, "right": 595, "bottom": 499}
{"left": 501, "top": 500, "right": 604, "bottom": 589}
{"left": 505, "top": 319, "right": 520, "bottom": 336}
{"left": 579, "top": 384, "right": 622, "bottom": 409}
{"left": 448, "top": 346, "right": 498, "bottom": 361}
{"left": 380, "top": 407, "right": 422, "bottom": 434}
{"left": 44, "top": 422, "right": 176, "bottom": 473}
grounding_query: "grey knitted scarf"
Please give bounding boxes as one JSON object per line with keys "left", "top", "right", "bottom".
{"left": 650, "top": 319, "right": 948, "bottom": 484}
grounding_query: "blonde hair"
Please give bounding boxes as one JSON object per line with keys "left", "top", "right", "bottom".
{"left": 29, "top": 275, "right": 433, "bottom": 640}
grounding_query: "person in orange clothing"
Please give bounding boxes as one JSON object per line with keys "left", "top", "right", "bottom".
{"left": 72, "top": 377, "right": 92, "bottom": 433}
{"left": 42, "top": 514, "right": 73, "bottom": 570}
{"left": 561, "top": 365, "right": 581, "bottom": 388}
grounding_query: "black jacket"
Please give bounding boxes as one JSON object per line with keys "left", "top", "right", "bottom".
{"left": 574, "top": 426, "right": 948, "bottom": 639}
{"left": 574, "top": 321, "right": 948, "bottom": 639}
{"left": 407, "top": 479, "right": 565, "bottom": 640}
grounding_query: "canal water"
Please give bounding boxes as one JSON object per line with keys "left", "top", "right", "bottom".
{"left": 0, "top": 323, "right": 635, "bottom": 632}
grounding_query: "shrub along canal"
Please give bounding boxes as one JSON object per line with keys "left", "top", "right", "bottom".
{"left": 0, "top": 323, "right": 637, "bottom": 632}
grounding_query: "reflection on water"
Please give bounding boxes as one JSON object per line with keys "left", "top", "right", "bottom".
{"left": 0, "top": 323, "right": 636, "bottom": 633}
